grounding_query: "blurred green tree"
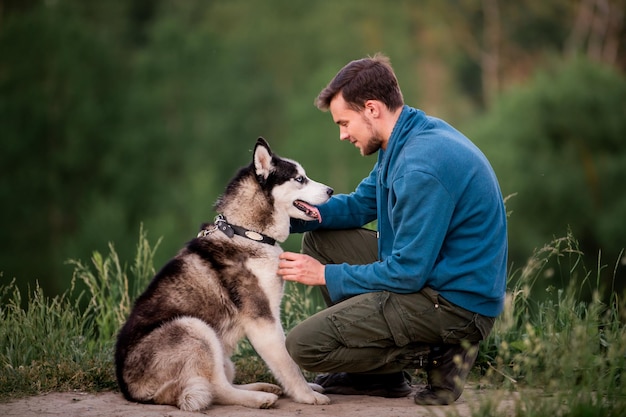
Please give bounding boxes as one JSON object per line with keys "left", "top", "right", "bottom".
{"left": 0, "top": 2, "right": 128, "bottom": 294}
{"left": 470, "top": 58, "right": 626, "bottom": 292}
{"left": 1, "top": 0, "right": 625, "bottom": 298}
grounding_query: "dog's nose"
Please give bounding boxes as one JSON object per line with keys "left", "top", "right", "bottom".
{"left": 327, "top": 187, "right": 334, "bottom": 196}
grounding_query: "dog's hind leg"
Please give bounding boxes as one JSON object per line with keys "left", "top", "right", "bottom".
{"left": 235, "top": 382, "right": 283, "bottom": 394}
{"left": 221, "top": 353, "right": 282, "bottom": 398}
{"left": 211, "top": 356, "right": 280, "bottom": 409}
{"left": 175, "top": 319, "right": 280, "bottom": 409}
{"left": 212, "top": 383, "right": 279, "bottom": 409}
{"left": 221, "top": 353, "right": 281, "bottom": 395}
{"left": 137, "top": 317, "right": 218, "bottom": 411}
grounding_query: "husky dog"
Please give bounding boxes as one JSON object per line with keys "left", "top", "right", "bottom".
{"left": 115, "top": 138, "right": 333, "bottom": 411}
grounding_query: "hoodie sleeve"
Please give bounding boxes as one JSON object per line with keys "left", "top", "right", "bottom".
{"left": 325, "top": 170, "right": 454, "bottom": 302}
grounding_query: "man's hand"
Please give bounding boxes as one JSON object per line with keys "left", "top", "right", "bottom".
{"left": 278, "top": 252, "right": 326, "bottom": 286}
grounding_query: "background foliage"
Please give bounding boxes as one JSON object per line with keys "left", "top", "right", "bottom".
{"left": 470, "top": 59, "right": 626, "bottom": 296}
{"left": 0, "top": 0, "right": 625, "bottom": 297}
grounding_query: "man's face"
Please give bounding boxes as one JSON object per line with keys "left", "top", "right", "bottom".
{"left": 329, "top": 94, "right": 382, "bottom": 156}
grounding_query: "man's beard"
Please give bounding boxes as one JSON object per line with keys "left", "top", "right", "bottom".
{"left": 361, "top": 136, "right": 383, "bottom": 156}
{"left": 360, "top": 114, "right": 383, "bottom": 156}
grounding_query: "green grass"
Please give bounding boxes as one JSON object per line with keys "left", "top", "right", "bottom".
{"left": 478, "top": 231, "right": 626, "bottom": 416}
{"left": 1, "top": 228, "right": 625, "bottom": 416}
{"left": 0, "top": 278, "right": 116, "bottom": 398}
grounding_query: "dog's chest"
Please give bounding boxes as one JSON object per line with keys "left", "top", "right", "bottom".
{"left": 244, "top": 253, "right": 283, "bottom": 304}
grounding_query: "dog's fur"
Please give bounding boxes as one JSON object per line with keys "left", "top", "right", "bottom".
{"left": 115, "top": 138, "right": 333, "bottom": 411}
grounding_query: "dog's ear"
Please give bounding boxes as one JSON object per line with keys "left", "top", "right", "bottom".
{"left": 254, "top": 137, "right": 273, "bottom": 182}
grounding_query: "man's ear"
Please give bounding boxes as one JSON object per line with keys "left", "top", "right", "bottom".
{"left": 364, "top": 100, "right": 382, "bottom": 118}
{"left": 254, "top": 137, "right": 273, "bottom": 181}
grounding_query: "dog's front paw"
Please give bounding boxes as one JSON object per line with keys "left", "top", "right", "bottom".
{"left": 258, "top": 383, "right": 283, "bottom": 396}
{"left": 311, "top": 391, "right": 331, "bottom": 405}
{"left": 293, "top": 389, "right": 330, "bottom": 405}
{"left": 257, "top": 392, "right": 280, "bottom": 409}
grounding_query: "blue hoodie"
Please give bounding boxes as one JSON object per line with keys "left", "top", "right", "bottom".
{"left": 293, "top": 106, "right": 508, "bottom": 317}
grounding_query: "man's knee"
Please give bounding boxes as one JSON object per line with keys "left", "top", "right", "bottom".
{"left": 285, "top": 325, "right": 302, "bottom": 361}
{"left": 302, "top": 228, "right": 378, "bottom": 266}
{"left": 301, "top": 230, "right": 328, "bottom": 263}
{"left": 285, "top": 322, "right": 321, "bottom": 370}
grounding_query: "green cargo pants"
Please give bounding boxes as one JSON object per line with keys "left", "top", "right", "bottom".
{"left": 285, "top": 228, "right": 495, "bottom": 374}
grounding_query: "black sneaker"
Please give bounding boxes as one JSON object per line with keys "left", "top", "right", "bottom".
{"left": 315, "top": 371, "right": 413, "bottom": 398}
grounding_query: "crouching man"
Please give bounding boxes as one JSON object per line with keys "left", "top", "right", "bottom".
{"left": 278, "top": 54, "right": 507, "bottom": 405}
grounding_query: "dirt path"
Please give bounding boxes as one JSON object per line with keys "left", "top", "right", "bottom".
{"left": 0, "top": 388, "right": 518, "bottom": 417}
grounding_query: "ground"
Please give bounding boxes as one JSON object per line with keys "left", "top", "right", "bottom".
{"left": 0, "top": 387, "right": 518, "bottom": 417}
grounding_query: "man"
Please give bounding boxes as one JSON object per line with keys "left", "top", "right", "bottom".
{"left": 277, "top": 54, "right": 507, "bottom": 405}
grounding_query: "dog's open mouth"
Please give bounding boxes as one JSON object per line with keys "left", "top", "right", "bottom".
{"left": 294, "top": 200, "right": 322, "bottom": 222}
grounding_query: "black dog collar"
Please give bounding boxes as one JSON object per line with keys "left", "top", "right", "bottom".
{"left": 208, "top": 214, "right": 276, "bottom": 246}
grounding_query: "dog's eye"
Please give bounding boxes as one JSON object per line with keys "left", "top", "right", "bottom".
{"left": 294, "top": 176, "right": 305, "bottom": 183}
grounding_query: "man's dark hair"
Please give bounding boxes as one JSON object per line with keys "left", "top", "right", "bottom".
{"left": 315, "top": 53, "right": 404, "bottom": 112}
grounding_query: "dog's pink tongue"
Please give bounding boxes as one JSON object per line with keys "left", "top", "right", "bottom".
{"left": 310, "top": 205, "right": 322, "bottom": 223}
{"left": 296, "top": 201, "right": 323, "bottom": 223}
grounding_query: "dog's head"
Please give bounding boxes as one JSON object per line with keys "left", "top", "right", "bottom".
{"left": 253, "top": 137, "right": 333, "bottom": 223}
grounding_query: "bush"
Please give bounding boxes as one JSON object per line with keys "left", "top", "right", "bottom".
{"left": 470, "top": 58, "right": 626, "bottom": 292}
